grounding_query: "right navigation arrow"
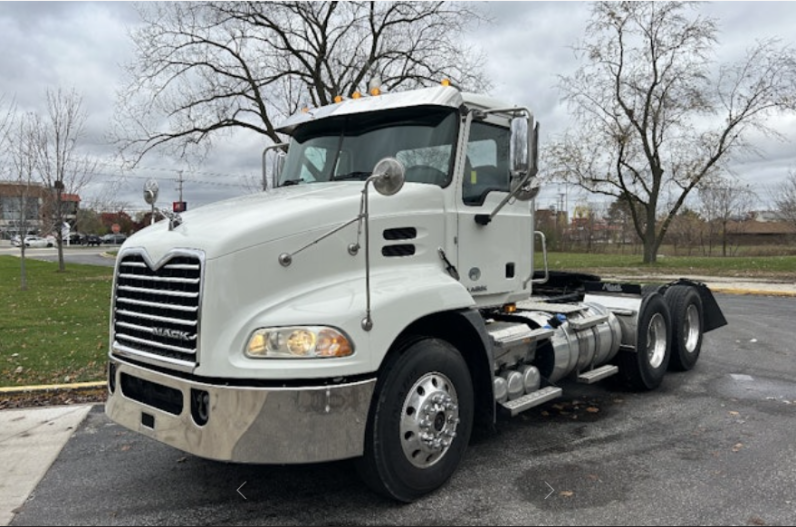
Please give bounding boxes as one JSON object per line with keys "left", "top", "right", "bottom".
{"left": 545, "top": 481, "right": 555, "bottom": 500}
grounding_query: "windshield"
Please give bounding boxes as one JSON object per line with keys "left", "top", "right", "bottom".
{"left": 279, "top": 106, "right": 459, "bottom": 187}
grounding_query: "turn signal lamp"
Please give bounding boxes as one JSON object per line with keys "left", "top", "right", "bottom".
{"left": 441, "top": 78, "right": 451, "bottom": 87}
{"left": 334, "top": 95, "right": 343, "bottom": 103}
{"left": 352, "top": 91, "right": 362, "bottom": 99}
{"left": 504, "top": 303, "right": 517, "bottom": 314}
{"left": 370, "top": 86, "right": 381, "bottom": 96}
{"left": 301, "top": 107, "right": 310, "bottom": 113}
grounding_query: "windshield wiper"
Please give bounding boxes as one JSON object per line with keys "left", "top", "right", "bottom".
{"left": 281, "top": 179, "right": 302, "bottom": 186}
{"left": 332, "top": 171, "right": 371, "bottom": 181}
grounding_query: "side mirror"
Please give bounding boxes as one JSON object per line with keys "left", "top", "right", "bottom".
{"left": 510, "top": 117, "right": 530, "bottom": 178}
{"left": 371, "top": 157, "right": 405, "bottom": 196}
{"left": 143, "top": 179, "right": 159, "bottom": 205}
{"left": 262, "top": 143, "right": 288, "bottom": 191}
{"left": 271, "top": 151, "right": 286, "bottom": 189}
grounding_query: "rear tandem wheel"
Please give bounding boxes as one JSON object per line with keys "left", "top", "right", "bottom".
{"left": 617, "top": 292, "right": 672, "bottom": 391}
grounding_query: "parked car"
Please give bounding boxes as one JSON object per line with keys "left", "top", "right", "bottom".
{"left": 101, "top": 233, "right": 127, "bottom": 245}
{"left": 83, "top": 234, "right": 102, "bottom": 246}
{"left": 24, "top": 235, "right": 54, "bottom": 248}
{"left": 66, "top": 233, "right": 86, "bottom": 245}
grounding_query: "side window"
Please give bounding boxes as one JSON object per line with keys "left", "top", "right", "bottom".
{"left": 462, "top": 122, "right": 510, "bottom": 205}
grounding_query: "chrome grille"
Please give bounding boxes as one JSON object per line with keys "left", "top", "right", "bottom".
{"left": 113, "top": 252, "right": 202, "bottom": 366}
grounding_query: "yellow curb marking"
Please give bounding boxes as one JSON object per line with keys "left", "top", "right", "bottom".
{"left": 709, "top": 288, "right": 796, "bottom": 297}
{"left": 0, "top": 381, "right": 106, "bottom": 394}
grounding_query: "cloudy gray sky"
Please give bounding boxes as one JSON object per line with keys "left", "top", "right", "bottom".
{"left": 1, "top": 1, "right": 795, "bottom": 214}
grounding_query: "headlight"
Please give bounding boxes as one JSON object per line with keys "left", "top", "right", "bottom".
{"left": 245, "top": 326, "right": 354, "bottom": 359}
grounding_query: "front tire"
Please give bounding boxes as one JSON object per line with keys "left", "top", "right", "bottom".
{"left": 664, "top": 285, "right": 704, "bottom": 371}
{"left": 617, "top": 293, "right": 671, "bottom": 391}
{"left": 356, "top": 338, "right": 473, "bottom": 502}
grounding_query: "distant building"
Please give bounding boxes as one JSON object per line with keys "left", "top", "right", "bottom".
{"left": 0, "top": 180, "right": 81, "bottom": 239}
{"left": 727, "top": 218, "right": 796, "bottom": 245}
{"left": 748, "top": 210, "right": 782, "bottom": 222}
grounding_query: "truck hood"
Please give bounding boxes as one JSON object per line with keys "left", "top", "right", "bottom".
{"left": 121, "top": 182, "right": 443, "bottom": 262}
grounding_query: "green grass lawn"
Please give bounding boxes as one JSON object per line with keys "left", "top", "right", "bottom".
{"left": 0, "top": 255, "right": 113, "bottom": 388}
{"left": 537, "top": 252, "right": 796, "bottom": 278}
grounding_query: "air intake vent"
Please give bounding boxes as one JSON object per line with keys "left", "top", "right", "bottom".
{"left": 383, "top": 227, "right": 417, "bottom": 240}
{"left": 113, "top": 252, "right": 202, "bottom": 366}
{"left": 382, "top": 244, "right": 416, "bottom": 257}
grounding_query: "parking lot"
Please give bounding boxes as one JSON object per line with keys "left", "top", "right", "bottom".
{"left": 5, "top": 294, "right": 795, "bottom": 526}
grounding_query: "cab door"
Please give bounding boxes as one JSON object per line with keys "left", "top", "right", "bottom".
{"left": 456, "top": 119, "right": 533, "bottom": 307}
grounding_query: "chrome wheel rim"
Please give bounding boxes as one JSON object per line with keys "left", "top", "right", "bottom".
{"left": 647, "top": 313, "right": 667, "bottom": 369}
{"left": 400, "top": 372, "right": 459, "bottom": 469}
{"left": 684, "top": 304, "right": 700, "bottom": 353}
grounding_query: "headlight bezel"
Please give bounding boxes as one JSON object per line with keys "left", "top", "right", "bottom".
{"left": 245, "top": 325, "right": 355, "bottom": 359}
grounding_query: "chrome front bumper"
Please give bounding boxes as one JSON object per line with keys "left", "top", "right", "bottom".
{"left": 105, "top": 358, "right": 376, "bottom": 464}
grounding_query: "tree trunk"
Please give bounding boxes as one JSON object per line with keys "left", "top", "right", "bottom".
{"left": 721, "top": 220, "right": 728, "bottom": 257}
{"left": 56, "top": 185, "right": 66, "bottom": 272}
{"left": 642, "top": 208, "right": 658, "bottom": 264}
{"left": 20, "top": 245, "right": 28, "bottom": 291}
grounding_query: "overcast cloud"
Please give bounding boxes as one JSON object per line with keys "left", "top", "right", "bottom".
{"left": 1, "top": 1, "right": 795, "bottom": 213}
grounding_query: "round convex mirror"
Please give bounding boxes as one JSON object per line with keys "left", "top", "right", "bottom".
{"left": 372, "top": 157, "right": 405, "bottom": 196}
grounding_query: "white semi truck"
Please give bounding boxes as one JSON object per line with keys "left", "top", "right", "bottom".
{"left": 105, "top": 83, "right": 727, "bottom": 502}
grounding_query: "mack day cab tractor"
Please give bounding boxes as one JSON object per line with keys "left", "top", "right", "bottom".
{"left": 105, "top": 81, "right": 727, "bottom": 502}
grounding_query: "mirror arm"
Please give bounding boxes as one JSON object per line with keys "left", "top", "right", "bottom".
{"left": 474, "top": 164, "right": 538, "bottom": 225}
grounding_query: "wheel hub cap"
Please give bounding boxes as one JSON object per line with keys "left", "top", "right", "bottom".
{"left": 647, "top": 312, "right": 667, "bottom": 369}
{"left": 400, "top": 373, "right": 459, "bottom": 469}
{"left": 684, "top": 304, "right": 700, "bottom": 353}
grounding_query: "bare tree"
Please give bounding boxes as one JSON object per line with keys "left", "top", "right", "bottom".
{"left": 113, "top": 1, "right": 489, "bottom": 165}
{"left": 546, "top": 2, "right": 796, "bottom": 263}
{"left": 699, "top": 177, "right": 756, "bottom": 256}
{"left": 774, "top": 171, "right": 796, "bottom": 228}
{"left": 35, "top": 88, "right": 97, "bottom": 272}
{"left": 7, "top": 113, "right": 42, "bottom": 290}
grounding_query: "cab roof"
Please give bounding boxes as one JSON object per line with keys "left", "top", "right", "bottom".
{"left": 276, "top": 86, "right": 521, "bottom": 135}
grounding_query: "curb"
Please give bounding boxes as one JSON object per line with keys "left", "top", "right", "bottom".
{"left": 0, "top": 381, "right": 106, "bottom": 396}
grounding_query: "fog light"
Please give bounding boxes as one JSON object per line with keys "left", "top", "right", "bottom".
{"left": 191, "top": 389, "right": 210, "bottom": 426}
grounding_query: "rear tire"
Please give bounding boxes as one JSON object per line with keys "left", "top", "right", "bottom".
{"left": 617, "top": 293, "right": 671, "bottom": 391}
{"left": 664, "top": 285, "right": 704, "bottom": 371}
{"left": 355, "top": 338, "right": 473, "bottom": 502}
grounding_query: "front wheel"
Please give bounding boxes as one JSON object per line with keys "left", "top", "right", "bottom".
{"left": 356, "top": 338, "right": 473, "bottom": 502}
